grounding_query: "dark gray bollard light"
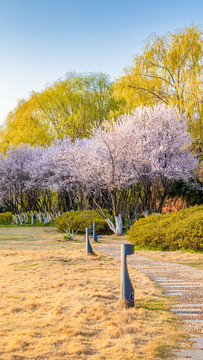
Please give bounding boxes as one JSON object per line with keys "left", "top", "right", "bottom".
{"left": 93, "top": 222, "right": 98, "bottom": 242}
{"left": 86, "top": 227, "right": 93, "bottom": 254}
{"left": 121, "top": 244, "right": 134, "bottom": 306}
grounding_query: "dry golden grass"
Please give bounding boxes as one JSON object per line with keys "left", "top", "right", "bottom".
{"left": 136, "top": 249, "right": 203, "bottom": 270}
{"left": 0, "top": 227, "right": 188, "bottom": 359}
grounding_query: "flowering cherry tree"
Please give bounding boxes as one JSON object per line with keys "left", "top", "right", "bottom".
{"left": 0, "top": 145, "right": 44, "bottom": 223}
{"left": 120, "top": 104, "right": 198, "bottom": 213}
{"left": 82, "top": 122, "right": 137, "bottom": 234}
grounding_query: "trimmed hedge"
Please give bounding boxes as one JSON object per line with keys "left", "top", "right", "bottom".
{"left": 0, "top": 212, "right": 13, "bottom": 225}
{"left": 56, "top": 210, "right": 113, "bottom": 234}
{"left": 128, "top": 205, "right": 203, "bottom": 251}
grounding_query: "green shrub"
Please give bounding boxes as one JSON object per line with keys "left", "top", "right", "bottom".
{"left": 0, "top": 212, "right": 13, "bottom": 225}
{"left": 56, "top": 209, "right": 113, "bottom": 234}
{"left": 128, "top": 206, "right": 203, "bottom": 251}
{"left": 166, "top": 179, "right": 203, "bottom": 206}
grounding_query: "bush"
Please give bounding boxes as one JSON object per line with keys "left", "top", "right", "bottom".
{"left": 166, "top": 179, "right": 203, "bottom": 206}
{"left": 56, "top": 209, "right": 113, "bottom": 234}
{"left": 0, "top": 212, "right": 13, "bottom": 225}
{"left": 128, "top": 205, "right": 203, "bottom": 251}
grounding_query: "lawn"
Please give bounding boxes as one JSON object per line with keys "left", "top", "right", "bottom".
{"left": 0, "top": 227, "right": 188, "bottom": 360}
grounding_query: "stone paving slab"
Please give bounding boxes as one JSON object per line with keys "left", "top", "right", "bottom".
{"left": 156, "top": 278, "right": 181, "bottom": 281}
{"left": 172, "top": 304, "right": 203, "bottom": 307}
{"left": 184, "top": 320, "right": 203, "bottom": 323}
{"left": 178, "top": 349, "right": 203, "bottom": 359}
{"left": 174, "top": 313, "right": 200, "bottom": 317}
{"left": 159, "top": 281, "right": 186, "bottom": 283}
{"left": 172, "top": 309, "right": 201, "bottom": 313}
{"left": 166, "top": 292, "right": 184, "bottom": 295}
{"left": 190, "top": 337, "right": 203, "bottom": 348}
{"left": 163, "top": 285, "right": 200, "bottom": 288}
{"left": 166, "top": 290, "right": 184, "bottom": 293}
{"left": 174, "top": 358, "right": 193, "bottom": 360}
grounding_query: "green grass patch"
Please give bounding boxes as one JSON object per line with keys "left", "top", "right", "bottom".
{"left": 59, "top": 259, "right": 72, "bottom": 264}
{"left": 0, "top": 222, "right": 55, "bottom": 228}
{"left": 14, "top": 263, "right": 39, "bottom": 269}
{"left": 136, "top": 299, "right": 168, "bottom": 311}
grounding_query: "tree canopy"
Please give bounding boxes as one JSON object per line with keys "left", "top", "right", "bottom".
{"left": 113, "top": 26, "right": 203, "bottom": 139}
{"left": 0, "top": 93, "right": 51, "bottom": 152}
{"left": 0, "top": 72, "right": 119, "bottom": 152}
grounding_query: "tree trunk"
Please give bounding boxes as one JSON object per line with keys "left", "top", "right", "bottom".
{"left": 112, "top": 191, "right": 123, "bottom": 235}
{"left": 17, "top": 214, "right": 24, "bottom": 225}
{"left": 115, "top": 214, "right": 123, "bottom": 235}
{"left": 38, "top": 212, "right": 42, "bottom": 223}
{"left": 31, "top": 211, "right": 34, "bottom": 225}
{"left": 13, "top": 214, "right": 18, "bottom": 225}
{"left": 93, "top": 199, "right": 117, "bottom": 234}
{"left": 143, "top": 210, "right": 149, "bottom": 217}
{"left": 42, "top": 213, "right": 47, "bottom": 225}
{"left": 46, "top": 212, "right": 50, "bottom": 223}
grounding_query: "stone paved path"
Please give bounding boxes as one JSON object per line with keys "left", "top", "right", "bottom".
{"left": 96, "top": 241, "right": 203, "bottom": 360}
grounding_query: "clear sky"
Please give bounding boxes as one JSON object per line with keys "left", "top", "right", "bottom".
{"left": 0, "top": 0, "right": 202, "bottom": 125}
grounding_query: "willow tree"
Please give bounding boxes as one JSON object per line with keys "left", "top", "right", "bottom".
{"left": 114, "top": 26, "right": 203, "bottom": 139}
{"left": 0, "top": 93, "right": 52, "bottom": 153}
{"left": 0, "top": 72, "right": 118, "bottom": 152}
{"left": 36, "top": 72, "right": 118, "bottom": 140}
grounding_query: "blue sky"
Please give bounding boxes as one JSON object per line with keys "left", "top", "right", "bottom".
{"left": 0, "top": 0, "right": 202, "bottom": 125}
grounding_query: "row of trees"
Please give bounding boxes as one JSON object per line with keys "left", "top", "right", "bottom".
{"left": 0, "top": 105, "right": 198, "bottom": 234}
{"left": 0, "top": 26, "right": 202, "bottom": 152}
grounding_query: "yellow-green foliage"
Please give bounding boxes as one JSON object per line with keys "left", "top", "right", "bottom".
{"left": 128, "top": 206, "right": 203, "bottom": 251}
{"left": 0, "top": 72, "right": 117, "bottom": 152}
{"left": 0, "top": 212, "right": 13, "bottom": 225}
{"left": 56, "top": 210, "right": 113, "bottom": 234}
{"left": 114, "top": 26, "right": 203, "bottom": 139}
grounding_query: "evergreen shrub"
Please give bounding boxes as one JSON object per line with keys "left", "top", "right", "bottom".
{"left": 56, "top": 209, "right": 113, "bottom": 234}
{"left": 0, "top": 212, "right": 13, "bottom": 225}
{"left": 128, "top": 206, "right": 203, "bottom": 251}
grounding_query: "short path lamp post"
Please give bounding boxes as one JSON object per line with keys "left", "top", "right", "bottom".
{"left": 86, "top": 227, "right": 93, "bottom": 254}
{"left": 121, "top": 244, "right": 134, "bottom": 306}
{"left": 93, "top": 222, "right": 98, "bottom": 242}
